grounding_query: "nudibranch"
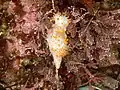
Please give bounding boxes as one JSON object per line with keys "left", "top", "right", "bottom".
{"left": 47, "top": 13, "right": 70, "bottom": 79}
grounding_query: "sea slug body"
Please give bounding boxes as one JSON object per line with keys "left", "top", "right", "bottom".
{"left": 47, "top": 13, "right": 70, "bottom": 79}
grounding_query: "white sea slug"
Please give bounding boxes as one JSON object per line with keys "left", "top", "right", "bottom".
{"left": 47, "top": 13, "right": 70, "bottom": 79}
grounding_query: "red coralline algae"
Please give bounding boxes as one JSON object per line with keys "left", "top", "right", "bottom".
{"left": 8, "top": 0, "right": 39, "bottom": 34}
{"left": 7, "top": 0, "right": 43, "bottom": 57}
